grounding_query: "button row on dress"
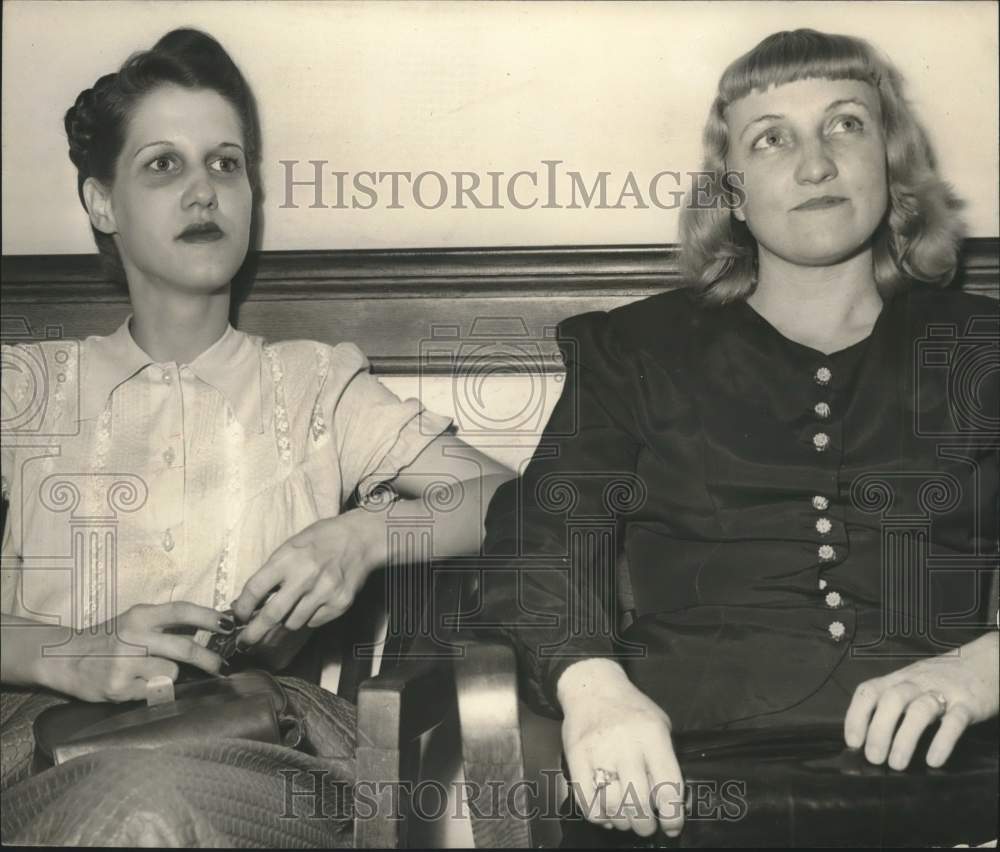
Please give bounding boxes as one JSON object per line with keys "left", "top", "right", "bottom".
{"left": 163, "top": 447, "right": 175, "bottom": 466}
{"left": 162, "top": 528, "right": 175, "bottom": 552}
{"left": 811, "top": 372, "right": 839, "bottom": 640}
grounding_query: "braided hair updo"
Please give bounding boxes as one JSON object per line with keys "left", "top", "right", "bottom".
{"left": 64, "top": 29, "right": 261, "bottom": 284}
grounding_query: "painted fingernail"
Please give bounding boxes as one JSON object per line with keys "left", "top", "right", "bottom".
{"left": 218, "top": 615, "right": 236, "bottom": 633}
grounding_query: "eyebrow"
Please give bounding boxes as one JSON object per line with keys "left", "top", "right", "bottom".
{"left": 132, "top": 140, "right": 245, "bottom": 159}
{"left": 739, "top": 98, "right": 873, "bottom": 141}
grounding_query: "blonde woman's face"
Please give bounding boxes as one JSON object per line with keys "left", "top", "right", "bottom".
{"left": 106, "top": 84, "right": 252, "bottom": 295}
{"left": 724, "top": 77, "right": 888, "bottom": 269}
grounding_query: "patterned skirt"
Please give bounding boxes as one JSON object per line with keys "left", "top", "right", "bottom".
{"left": 0, "top": 678, "right": 356, "bottom": 847}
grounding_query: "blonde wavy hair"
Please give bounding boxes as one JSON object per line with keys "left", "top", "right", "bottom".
{"left": 680, "top": 29, "right": 965, "bottom": 303}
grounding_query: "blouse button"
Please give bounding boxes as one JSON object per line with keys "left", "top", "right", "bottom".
{"left": 818, "top": 578, "right": 828, "bottom": 590}
{"left": 814, "top": 402, "right": 831, "bottom": 419}
{"left": 163, "top": 447, "right": 175, "bottom": 466}
{"left": 813, "top": 432, "right": 830, "bottom": 452}
{"left": 162, "top": 529, "right": 175, "bottom": 552}
{"left": 815, "top": 517, "right": 833, "bottom": 535}
{"left": 814, "top": 367, "right": 832, "bottom": 386}
{"left": 828, "top": 621, "right": 846, "bottom": 641}
{"left": 812, "top": 495, "right": 830, "bottom": 511}
{"left": 825, "top": 590, "right": 843, "bottom": 609}
{"left": 162, "top": 370, "right": 173, "bottom": 385}
{"left": 818, "top": 544, "right": 836, "bottom": 561}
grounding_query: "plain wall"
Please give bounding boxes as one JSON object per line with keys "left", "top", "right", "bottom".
{"left": 3, "top": 0, "right": 998, "bottom": 255}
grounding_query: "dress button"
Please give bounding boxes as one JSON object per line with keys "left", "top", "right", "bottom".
{"left": 818, "top": 544, "right": 836, "bottom": 561}
{"left": 812, "top": 495, "right": 829, "bottom": 511}
{"left": 818, "top": 578, "right": 829, "bottom": 590}
{"left": 814, "top": 367, "right": 832, "bottom": 385}
{"left": 163, "top": 447, "right": 175, "bottom": 466}
{"left": 162, "top": 529, "right": 175, "bottom": 552}
{"left": 828, "top": 621, "right": 846, "bottom": 641}
{"left": 825, "top": 591, "right": 843, "bottom": 608}
{"left": 815, "top": 517, "right": 833, "bottom": 535}
{"left": 162, "top": 370, "right": 173, "bottom": 385}
{"left": 814, "top": 402, "right": 831, "bottom": 419}
{"left": 813, "top": 432, "right": 830, "bottom": 451}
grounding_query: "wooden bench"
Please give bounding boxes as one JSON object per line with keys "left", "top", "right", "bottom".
{"left": 2, "top": 240, "right": 997, "bottom": 848}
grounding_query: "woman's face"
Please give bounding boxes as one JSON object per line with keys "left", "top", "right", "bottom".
{"left": 102, "top": 84, "right": 252, "bottom": 294}
{"left": 724, "top": 77, "right": 888, "bottom": 269}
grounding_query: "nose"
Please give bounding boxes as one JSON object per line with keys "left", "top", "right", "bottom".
{"left": 182, "top": 166, "right": 218, "bottom": 210}
{"left": 795, "top": 138, "right": 838, "bottom": 185}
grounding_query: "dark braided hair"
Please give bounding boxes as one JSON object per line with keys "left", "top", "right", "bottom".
{"left": 64, "top": 29, "right": 261, "bottom": 285}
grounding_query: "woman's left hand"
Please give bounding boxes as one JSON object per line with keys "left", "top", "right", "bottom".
{"left": 843, "top": 632, "right": 999, "bottom": 770}
{"left": 231, "top": 509, "right": 380, "bottom": 646}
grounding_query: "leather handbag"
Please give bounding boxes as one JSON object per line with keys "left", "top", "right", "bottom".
{"left": 32, "top": 670, "right": 303, "bottom": 769}
{"left": 560, "top": 721, "right": 999, "bottom": 848}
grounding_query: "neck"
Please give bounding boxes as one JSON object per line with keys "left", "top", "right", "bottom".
{"left": 126, "top": 289, "right": 232, "bottom": 365}
{"left": 747, "top": 248, "right": 883, "bottom": 353}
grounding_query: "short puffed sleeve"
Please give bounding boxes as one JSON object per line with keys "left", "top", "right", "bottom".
{"left": 315, "top": 342, "right": 453, "bottom": 505}
{"left": 1, "top": 344, "right": 25, "bottom": 614}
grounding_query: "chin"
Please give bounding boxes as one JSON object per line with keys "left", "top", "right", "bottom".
{"left": 179, "top": 263, "right": 239, "bottom": 292}
{"left": 781, "top": 232, "right": 874, "bottom": 268}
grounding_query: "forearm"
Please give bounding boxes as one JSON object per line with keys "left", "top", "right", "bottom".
{"left": 1, "top": 614, "right": 70, "bottom": 689}
{"left": 360, "top": 471, "right": 513, "bottom": 567}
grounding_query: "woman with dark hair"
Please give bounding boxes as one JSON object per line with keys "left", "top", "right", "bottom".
{"left": 480, "top": 28, "right": 998, "bottom": 845}
{"left": 0, "top": 28, "right": 510, "bottom": 845}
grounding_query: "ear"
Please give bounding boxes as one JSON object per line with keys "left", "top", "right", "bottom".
{"left": 82, "top": 177, "right": 117, "bottom": 235}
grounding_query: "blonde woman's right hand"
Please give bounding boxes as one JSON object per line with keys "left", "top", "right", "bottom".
{"left": 39, "top": 602, "right": 229, "bottom": 702}
{"left": 557, "top": 658, "right": 685, "bottom": 838}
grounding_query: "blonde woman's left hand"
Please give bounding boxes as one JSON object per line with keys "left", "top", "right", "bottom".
{"left": 843, "top": 632, "right": 999, "bottom": 770}
{"left": 232, "top": 510, "right": 380, "bottom": 645}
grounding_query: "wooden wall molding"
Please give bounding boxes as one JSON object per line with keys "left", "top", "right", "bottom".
{"left": 2, "top": 240, "right": 997, "bottom": 374}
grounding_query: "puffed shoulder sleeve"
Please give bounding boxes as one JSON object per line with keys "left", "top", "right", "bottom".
{"left": 1, "top": 344, "right": 25, "bottom": 614}
{"left": 317, "top": 342, "right": 453, "bottom": 506}
{"left": 478, "top": 310, "right": 646, "bottom": 716}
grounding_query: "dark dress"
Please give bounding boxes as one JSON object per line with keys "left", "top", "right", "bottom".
{"left": 479, "top": 283, "right": 999, "bottom": 730}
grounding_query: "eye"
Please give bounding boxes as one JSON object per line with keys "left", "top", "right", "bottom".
{"left": 751, "top": 128, "right": 787, "bottom": 151}
{"left": 210, "top": 155, "right": 242, "bottom": 175}
{"left": 830, "top": 115, "right": 864, "bottom": 135}
{"left": 147, "top": 154, "right": 179, "bottom": 174}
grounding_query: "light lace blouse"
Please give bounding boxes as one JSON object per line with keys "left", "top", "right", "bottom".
{"left": 0, "top": 316, "right": 452, "bottom": 632}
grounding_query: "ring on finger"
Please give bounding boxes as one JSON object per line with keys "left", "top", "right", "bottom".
{"left": 592, "top": 767, "right": 620, "bottom": 790}
{"left": 926, "top": 690, "right": 948, "bottom": 714}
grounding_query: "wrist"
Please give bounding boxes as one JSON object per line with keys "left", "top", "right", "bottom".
{"left": 556, "top": 657, "right": 630, "bottom": 707}
{"left": 1, "top": 622, "right": 71, "bottom": 691}
{"left": 343, "top": 507, "right": 387, "bottom": 575}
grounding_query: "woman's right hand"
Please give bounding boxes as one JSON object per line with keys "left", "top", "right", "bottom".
{"left": 39, "top": 602, "right": 229, "bottom": 702}
{"left": 557, "top": 658, "right": 685, "bottom": 838}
